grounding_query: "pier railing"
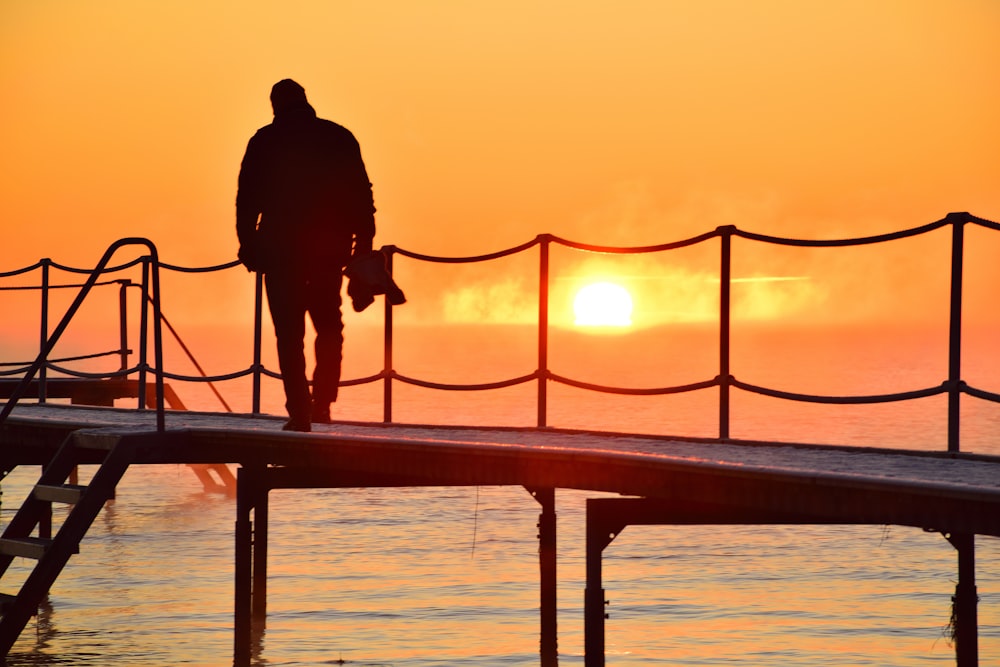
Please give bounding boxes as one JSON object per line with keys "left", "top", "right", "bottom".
{"left": 1, "top": 212, "right": 998, "bottom": 450}
{"left": 0, "top": 238, "right": 167, "bottom": 431}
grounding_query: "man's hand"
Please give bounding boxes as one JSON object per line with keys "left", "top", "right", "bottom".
{"left": 238, "top": 243, "right": 262, "bottom": 272}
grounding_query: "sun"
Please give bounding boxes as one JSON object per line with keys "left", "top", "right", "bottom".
{"left": 573, "top": 281, "right": 633, "bottom": 327}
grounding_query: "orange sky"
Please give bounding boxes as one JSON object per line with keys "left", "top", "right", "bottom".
{"left": 2, "top": 1, "right": 999, "bottom": 328}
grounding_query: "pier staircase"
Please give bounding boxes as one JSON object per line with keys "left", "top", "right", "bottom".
{"left": 0, "top": 434, "right": 132, "bottom": 654}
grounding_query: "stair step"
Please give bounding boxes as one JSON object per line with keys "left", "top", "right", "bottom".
{"left": 70, "top": 432, "right": 124, "bottom": 451}
{"left": 0, "top": 537, "right": 53, "bottom": 560}
{"left": 34, "top": 483, "right": 87, "bottom": 505}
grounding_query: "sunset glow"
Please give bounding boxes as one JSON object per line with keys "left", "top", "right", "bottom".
{"left": 0, "top": 3, "right": 998, "bottom": 329}
{"left": 1, "top": 5, "right": 1000, "bottom": 665}
{"left": 574, "top": 282, "right": 633, "bottom": 327}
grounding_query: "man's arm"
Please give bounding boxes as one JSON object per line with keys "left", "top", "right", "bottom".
{"left": 235, "top": 136, "right": 264, "bottom": 270}
{"left": 347, "top": 137, "right": 376, "bottom": 257}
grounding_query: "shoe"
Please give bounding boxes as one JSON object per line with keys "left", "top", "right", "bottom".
{"left": 311, "top": 403, "right": 332, "bottom": 424}
{"left": 282, "top": 418, "right": 311, "bottom": 433}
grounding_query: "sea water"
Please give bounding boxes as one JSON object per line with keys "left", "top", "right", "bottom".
{"left": 2, "top": 323, "right": 999, "bottom": 665}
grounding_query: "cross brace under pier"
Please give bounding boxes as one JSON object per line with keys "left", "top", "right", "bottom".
{"left": 584, "top": 497, "right": 981, "bottom": 667}
{"left": 233, "top": 466, "right": 559, "bottom": 667}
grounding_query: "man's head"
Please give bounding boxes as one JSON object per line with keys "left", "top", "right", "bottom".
{"left": 270, "top": 79, "right": 309, "bottom": 115}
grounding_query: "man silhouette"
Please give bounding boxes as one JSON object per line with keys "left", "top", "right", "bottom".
{"left": 236, "top": 79, "right": 376, "bottom": 432}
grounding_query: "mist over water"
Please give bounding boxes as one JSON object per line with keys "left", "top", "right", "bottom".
{"left": 3, "top": 323, "right": 999, "bottom": 665}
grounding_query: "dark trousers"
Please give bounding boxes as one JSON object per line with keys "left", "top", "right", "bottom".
{"left": 264, "top": 262, "right": 344, "bottom": 421}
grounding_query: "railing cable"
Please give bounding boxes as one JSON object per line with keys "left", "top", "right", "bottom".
{"left": 734, "top": 216, "right": 950, "bottom": 247}
{"left": 731, "top": 377, "right": 948, "bottom": 404}
{"left": 0, "top": 238, "right": 166, "bottom": 431}
{"left": 0, "top": 350, "right": 128, "bottom": 370}
{"left": 2, "top": 213, "right": 997, "bottom": 451}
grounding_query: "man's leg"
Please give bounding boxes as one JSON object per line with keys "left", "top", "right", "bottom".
{"left": 306, "top": 265, "right": 344, "bottom": 423}
{"left": 265, "top": 269, "right": 312, "bottom": 430}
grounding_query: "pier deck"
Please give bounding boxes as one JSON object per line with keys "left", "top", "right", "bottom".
{"left": 1, "top": 402, "right": 999, "bottom": 666}
{"left": 3, "top": 402, "right": 999, "bottom": 536}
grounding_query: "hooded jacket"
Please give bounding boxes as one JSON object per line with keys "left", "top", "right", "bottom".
{"left": 236, "top": 101, "right": 375, "bottom": 272}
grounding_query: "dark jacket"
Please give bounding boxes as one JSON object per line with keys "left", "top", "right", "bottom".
{"left": 236, "top": 103, "right": 375, "bottom": 272}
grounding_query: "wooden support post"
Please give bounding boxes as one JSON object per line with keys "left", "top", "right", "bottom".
{"left": 233, "top": 466, "right": 254, "bottom": 667}
{"left": 528, "top": 487, "right": 558, "bottom": 666}
{"left": 252, "top": 480, "right": 269, "bottom": 621}
{"left": 947, "top": 532, "right": 978, "bottom": 667}
{"left": 585, "top": 499, "right": 622, "bottom": 667}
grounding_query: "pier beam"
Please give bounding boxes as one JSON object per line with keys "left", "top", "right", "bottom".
{"left": 234, "top": 466, "right": 253, "bottom": 666}
{"left": 252, "top": 479, "right": 269, "bottom": 621}
{"left": 234, "top": 465, "right": 267, "bottom": 667}
{"left": 946, "top": 532, "right": 978, "bottom": 667}
{"left": 527, "top": 487, "right": 558, "bottom": 667}
{"left": 584, "top": 500, "right": 623, "bottom": 667}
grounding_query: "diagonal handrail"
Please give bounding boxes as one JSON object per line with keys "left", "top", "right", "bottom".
{"left": 0, "top": 238, "right": 166, "bottom": 432}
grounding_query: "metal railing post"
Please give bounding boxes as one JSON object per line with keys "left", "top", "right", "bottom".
{"left": 1, "top": 238, "right": 166, "bottom": 430}
{"left": 148, "top": 253, "right": 166, "bottom": 431}
{"left": 137, "top": 258, "right": 150, "bottom": 410}
{"left": 537, "top": 235, "right": 550, "bottom": 428}
{"left": 383, "top": 247, "right": 395, "bottom": 423}
{"left": 118, "top": 280, "right": 130, "bottom": 372}
{"left": 252, "top": 271, "right": 264, "bottom": 415}
{"left": 719, "top": 226, "right": 733, "bottom": 440}
{"left": 38, "top": 259, "right": 50, "bottom": 403}
{"left": 947, "top": 212, "right": 967, "bottom": 453}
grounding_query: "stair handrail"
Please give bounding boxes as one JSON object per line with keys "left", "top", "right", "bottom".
{"left": 0, "top": 238, "right": 166, "bottom": 432}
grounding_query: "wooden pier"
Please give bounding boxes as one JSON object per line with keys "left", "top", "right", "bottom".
{"left": 1, "top": 402, "right": 998, "bottom": 666}
{"left": 2, "top": 219, "right": 998, "bottom": 663}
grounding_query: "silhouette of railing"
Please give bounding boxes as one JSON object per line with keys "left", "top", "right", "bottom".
{"left": 0, "top": 238, "right": 167, "bottom": 431}
{"left": 2, "top": 213, "right": 998, "bottom": 451}
{"left": 392, "top": 212, "right": 1000, "bottom": 453}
